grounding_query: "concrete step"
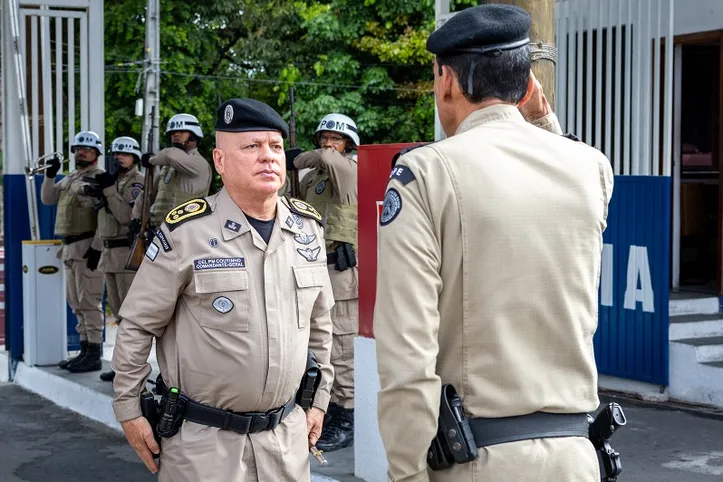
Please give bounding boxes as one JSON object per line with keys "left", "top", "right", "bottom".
{"left": 669, "top": 341, "right": 723, "bottom": 407}
{"left": 669, "top": 314, "right": 723, "bottom": 341}
{"left": 669, "top": 296, "right": 720, "bottom": 317}
{"left": 674, "top": 336, "right": 723, "bottom": 363}
{"left": 702, "top": 360, "right": 723, "bottom": 369}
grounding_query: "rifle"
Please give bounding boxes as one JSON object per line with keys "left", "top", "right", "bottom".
{"left": 288, "top": 87, "right": 301, "bottom": 198}
{"left": 125, "top": 105, "right": 157, "bottom": 271}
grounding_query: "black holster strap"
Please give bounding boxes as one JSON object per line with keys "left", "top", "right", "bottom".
{"left": 326, "top": 252, "right": 338, "bottom": 265}
{"left": 470, "top": 412, "right": 589, "bottom": 448}
{"left": 62, "top": 231, "right": 95, "bottom": 245}
{"left": 182, "top": 398, "right": 296, "bottom": 435}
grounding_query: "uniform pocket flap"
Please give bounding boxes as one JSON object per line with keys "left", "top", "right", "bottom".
{"left": 293, "top": 265, "right": 327, "bottom": 288}
{"left": 194, "top": 270, "right": 249, "bottom": 293}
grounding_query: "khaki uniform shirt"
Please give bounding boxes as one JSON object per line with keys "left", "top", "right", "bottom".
{"left": 41, "top": 166, "right": 105, "bottom": 260}
{"left": 297, "top": 149, "right": 359, "bottom": 306}
{"left": 112, "top": 188, "right": 334, "bottom": 481}
{"left": 97, "top": 167, "right": 145, "bottom": 272}
{"left": 374, "top": 105, "right": 614, "bottom": 482}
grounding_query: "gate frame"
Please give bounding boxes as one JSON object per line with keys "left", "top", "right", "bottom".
{"left": 1, "top": 0, "right": 105, "bottom": 374}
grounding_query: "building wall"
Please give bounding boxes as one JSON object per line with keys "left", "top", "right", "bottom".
{"left": 675, "top": 0, "right": 723, "bottom": 36}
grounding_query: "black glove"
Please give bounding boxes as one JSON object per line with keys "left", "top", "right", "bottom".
{"left": 46, "top": 156, "right": 61, "bottom": 178}
{"left": 83, "top": 247, "right": 101, "bottom": 271}
{"left": 141, "top": 152, "right": 154, "bottom": 169}
{"left": 80, "top": 176, "right": 104, "bottom": 198}
{"left": 285, "top": 148, "right": 303, "bottom": 172}
{"left": 128, "top": 218, "right": 142, "bottom": 236}
{"left": 93, "top": 171, "right": 117, "bottom": 189}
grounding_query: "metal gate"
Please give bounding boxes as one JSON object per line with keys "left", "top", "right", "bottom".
{"left": 2, "top": 0, "right": 104, "bottom": 368}
{"left": 556, "top": 0, "right": 675, "bottom": 385}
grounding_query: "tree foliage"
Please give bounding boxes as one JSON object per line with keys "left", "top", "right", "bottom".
{"left": 104, "top": 0, "right": 475, "bottom": 189}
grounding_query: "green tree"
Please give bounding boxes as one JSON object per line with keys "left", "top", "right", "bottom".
{"left": 104, "top": 0, "right": 477, "bottom": 186}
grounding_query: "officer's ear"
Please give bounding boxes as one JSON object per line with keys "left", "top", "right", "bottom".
{"left": 435, "top": 60, "right": 455, "bottom": 101}
{"left": 212, "top": 148, "right": 226, "bottom": 175}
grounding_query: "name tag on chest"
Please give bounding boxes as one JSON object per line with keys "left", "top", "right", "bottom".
{"left": 193, "top": 257, "right": 246, "bottom": 270}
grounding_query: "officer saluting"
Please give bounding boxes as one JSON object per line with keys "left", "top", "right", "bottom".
{"left": 374, "top": 4, "right": 614, "bottom": 482}
{"left": 112, "top": 98, "right": 334, "bottom": 481}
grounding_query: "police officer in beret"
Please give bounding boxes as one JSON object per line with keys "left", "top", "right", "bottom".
{"left": 374, "top": 4, "right": 614, "bottom": 482}
{"left": 112, "top": 98, "right": 334, "bottom": 481}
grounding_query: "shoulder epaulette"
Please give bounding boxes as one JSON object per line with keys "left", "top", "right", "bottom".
{"left": 391, "top": 142, "right": 431, "bottom": 168}
{"left": 164, "top": 198, "right": 212, "bottom": 231}
{"left": 284, "top": 196, "right": 323, "bottom": 225}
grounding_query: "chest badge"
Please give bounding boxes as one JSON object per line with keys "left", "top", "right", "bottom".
{"left": 209, "top": 237, "right": 219, "bottom": 248}
{"left": 297, "top": 246, "right": 321, "bottom": 262}
{"left": 212, "top": 296, "right": 234, "bottom": 314}
{"left": 294, "top": 232, "right": 317, "bottom": 245}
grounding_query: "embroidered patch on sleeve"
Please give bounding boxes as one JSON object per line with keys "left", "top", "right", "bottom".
{"left": 145, "top": 242, "right": 159, "bottom": 262}
{"left": 154, "top": 229, "right": 172, "bottom": 252}
{"left": 388, "top": 165, "right": 416, "bottom": 186}
{"left": 380, "top": 189, "right": 402, "bottom": 226}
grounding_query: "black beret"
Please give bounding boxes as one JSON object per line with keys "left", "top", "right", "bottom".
{"left": 214, "top": 98, "right": 289, "bottom": 138}
{"left": 427, "top": 4, "right": 531, "bottom": 57}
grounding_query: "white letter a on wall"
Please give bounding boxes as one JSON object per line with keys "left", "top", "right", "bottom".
{"left": 624, "top": 245, "right": 654, "bottom": 313}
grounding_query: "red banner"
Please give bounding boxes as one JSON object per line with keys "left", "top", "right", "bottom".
{"left": 357, "top": 143, "right": 423, "bottom": 339}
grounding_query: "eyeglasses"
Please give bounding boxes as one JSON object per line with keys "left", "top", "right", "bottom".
{"left": 319, "top": 134, "right": 346, "bottom": 144}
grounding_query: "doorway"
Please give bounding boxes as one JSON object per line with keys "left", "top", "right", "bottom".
{"left": 673, "top": 33, "right": 722, "bottom": 295}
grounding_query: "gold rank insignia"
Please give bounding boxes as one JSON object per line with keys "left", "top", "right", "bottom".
{"left": 285, "top": 196, "right": 322, "bottom": 224}
{"left": 165, "top": 198, "right": 212, "bottom": 231}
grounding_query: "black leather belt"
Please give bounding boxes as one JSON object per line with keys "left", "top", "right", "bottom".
{"left": 183, "top": 397, "right": 297, "bottom": 435}
{"left": 103, "top": 238, "right": 130, "bottom": 249}
{"left": 62, "top": 232, "right": 95, "bottom": 245}
{"left": 469, "top": 412, "right": 590, "bottom": 448}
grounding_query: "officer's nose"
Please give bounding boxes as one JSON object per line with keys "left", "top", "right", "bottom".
{"left": 257, "top": 144, "right": 278, "bottom": 166}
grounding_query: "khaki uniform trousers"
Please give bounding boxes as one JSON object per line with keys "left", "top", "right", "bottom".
{"left": 328, "top": 265, "right": 358, "bottom": 409}
{"left": 64, "top": 259, "right": 104, "bottom": 344}
{"left": 105, "top": 273, "right": 135, "bottom": 321}
{"left": 99, "top": 245, "right": 137, "bottom": 322}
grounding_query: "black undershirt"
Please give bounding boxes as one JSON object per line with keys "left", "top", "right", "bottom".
{"left": 245, "top": 214, "right": 275, "bottom": 244}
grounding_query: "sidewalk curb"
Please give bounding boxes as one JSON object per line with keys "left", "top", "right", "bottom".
{"left": 14, "top": 361, "right": 121, "bottom": 430}
{"left": 9, "top": 359, "right": 341, "bottom": 481}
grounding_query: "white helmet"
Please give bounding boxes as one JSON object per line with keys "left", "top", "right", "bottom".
{"left": 313, "top": 113, "right": 360, "bottom": 148}
{"left": 70, "top": 131, "right": 103, "bottom": 154}
{"left": 110, "top": 136, "right": 142, "bottom": 160}
{"left": 166, "top": 113, "right": 203, "bottom": 139}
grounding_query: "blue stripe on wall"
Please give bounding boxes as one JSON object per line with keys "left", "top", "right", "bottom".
{"left": 594, "top": 175, "right": 671, "bottom": 386}
{"left": 3, "top": 174, "right": 90, "bottom": 362}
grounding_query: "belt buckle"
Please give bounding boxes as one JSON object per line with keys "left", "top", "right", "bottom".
{"left": 250, "top": 412, "right": 269, "bottom": 433}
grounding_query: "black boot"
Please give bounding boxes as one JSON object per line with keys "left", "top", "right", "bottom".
{"left": 68, "top": 343, "right": 102, "bottom": 373}
{"left": 324, "top": 402, "right": 340, "bottom": 427}
{"left": 59, "top": 341, "right": 87, "bottom": 369}
{"left": 316, "top": 407, "right": 354, "bottom": 453}
{"left": 99, "top": 369, "right": 115, "bottom": 381}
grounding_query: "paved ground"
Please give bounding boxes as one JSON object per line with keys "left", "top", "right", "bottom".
{"left": 0, "top": 383, "right": 361, "bottom": 481}
{"left": 1, "top": 381, "right": 722, "bottom": 481}
{"left": 601, "top": 393, "right": 723, "bottom": 481}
